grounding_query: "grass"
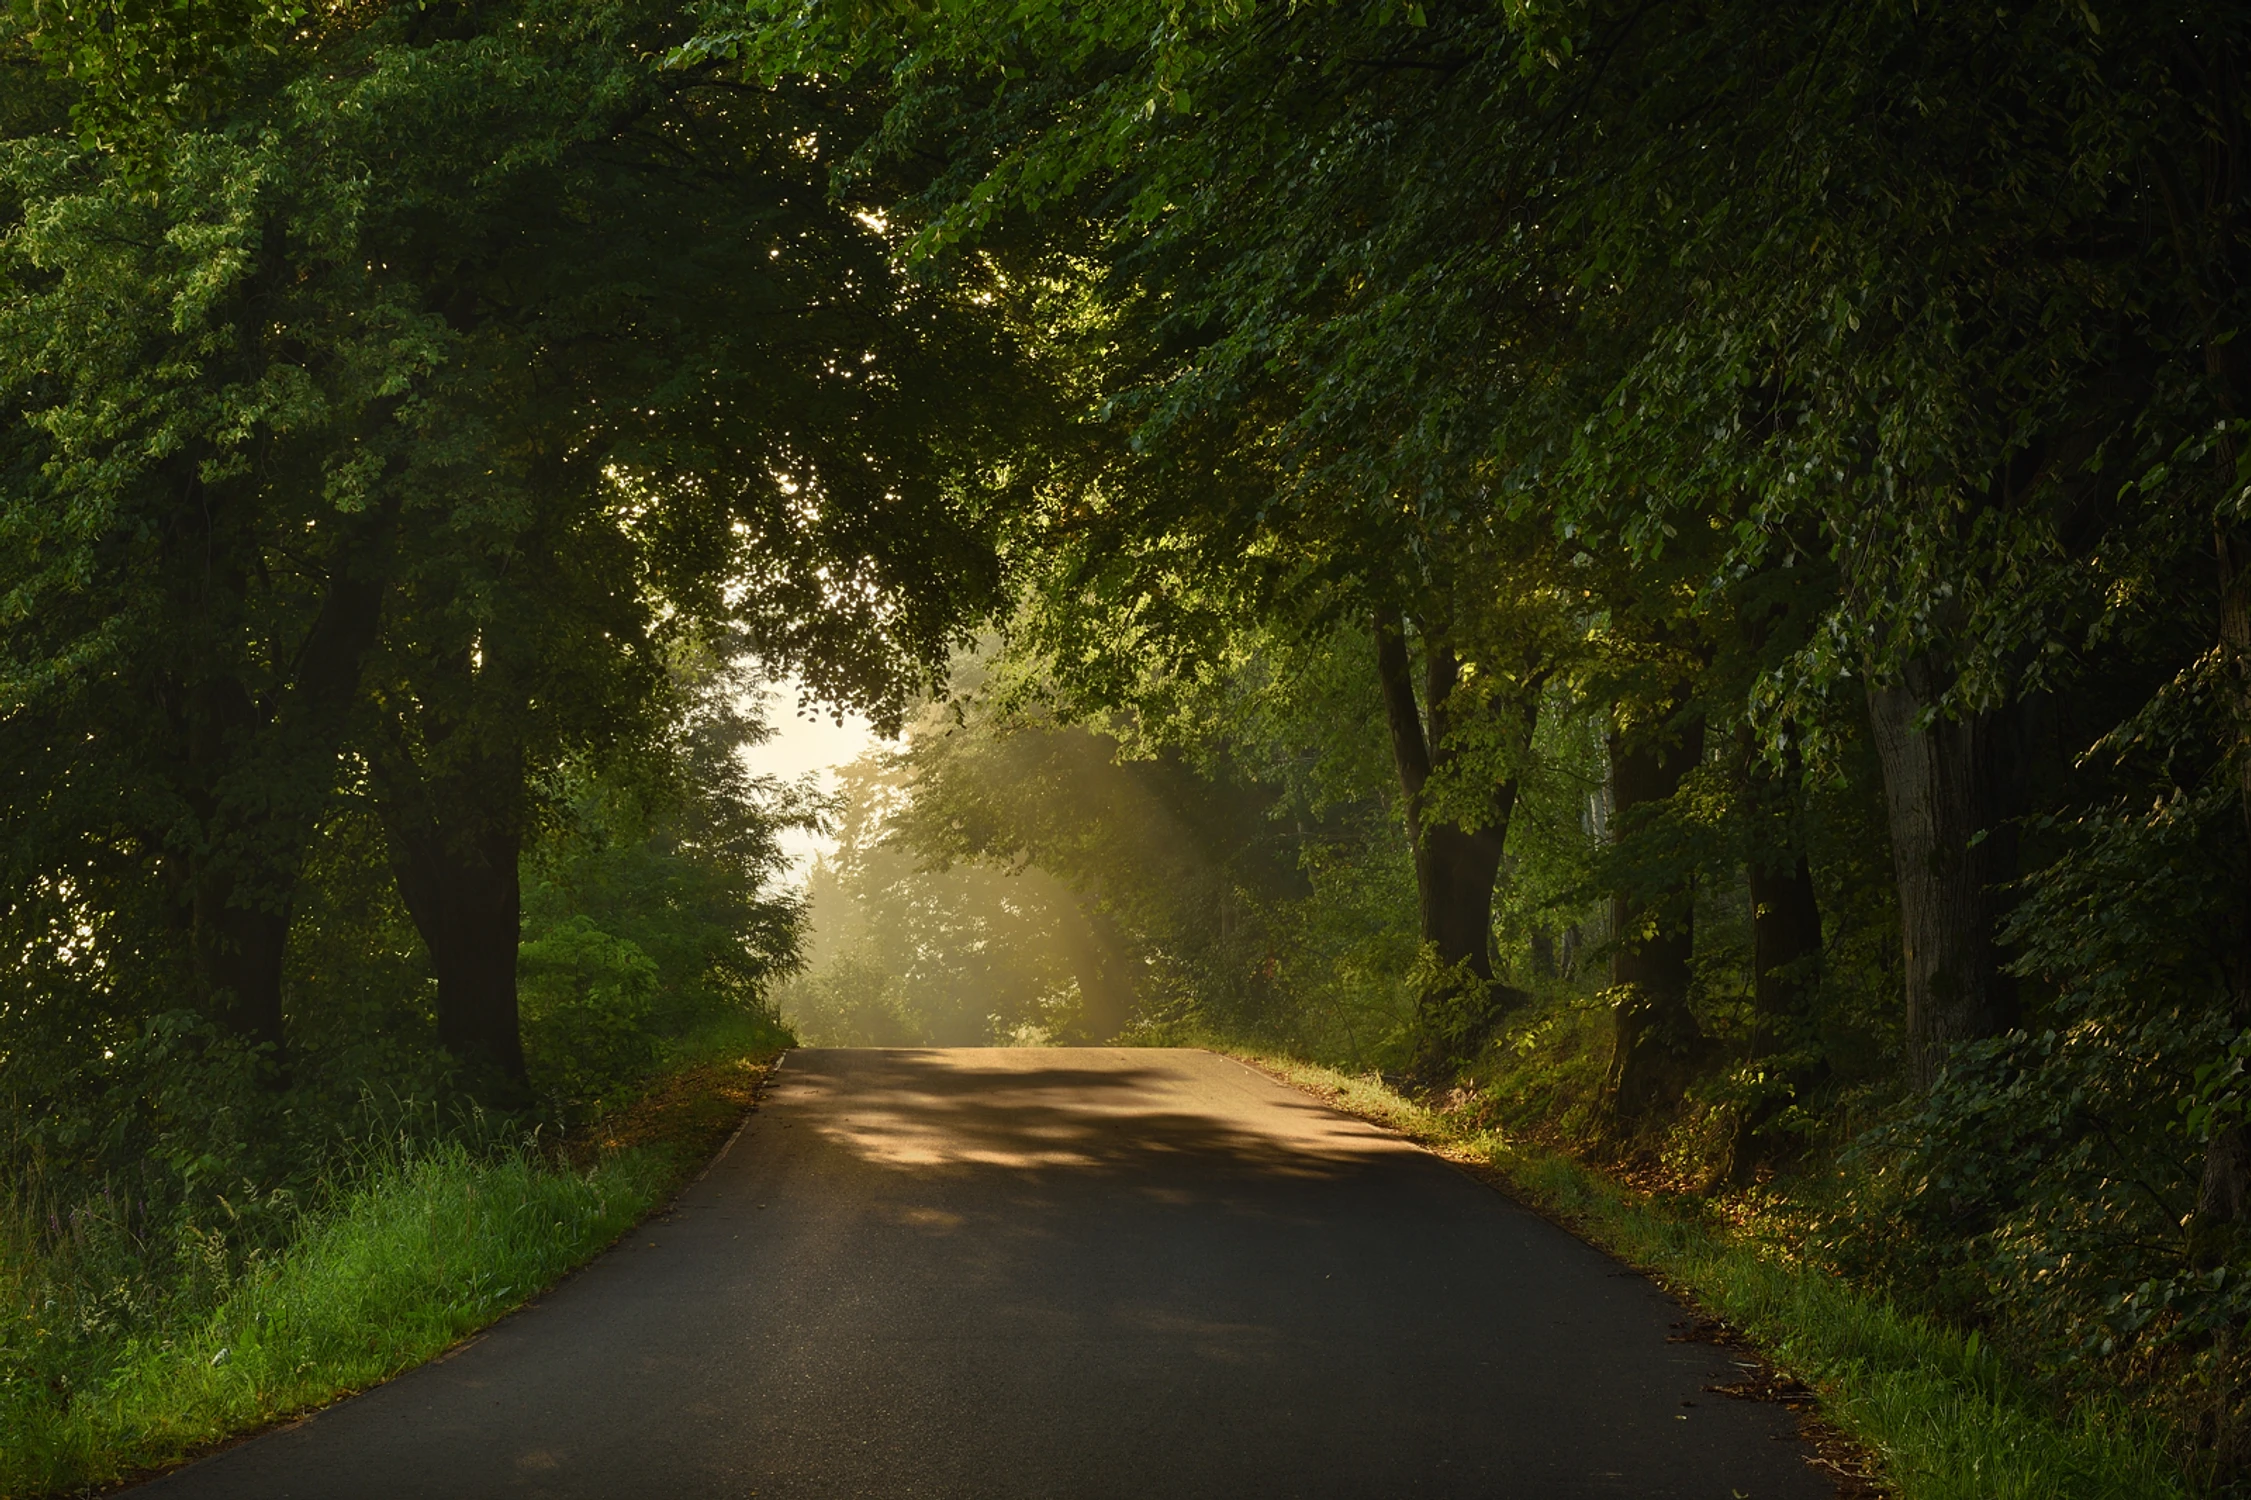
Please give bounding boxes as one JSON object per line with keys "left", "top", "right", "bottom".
{"left": 0, "top": 1032, "right": 781, "bottom": 1498}
{"left": 8, "top": 1005, "right": 2182, "bottom": 1496}
{"left": 1234, "top": 1048, "right": 2189, "bottom": 1500}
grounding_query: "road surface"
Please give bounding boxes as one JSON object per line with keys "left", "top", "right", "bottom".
{"left": 135, "top": 1048, "right": 1832, "bottom": 1498}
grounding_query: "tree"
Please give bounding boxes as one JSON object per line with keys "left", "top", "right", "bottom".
{"left": 0, "top": 0, "right": 1032, "bottom": 1098}
{"left": 0, "top": 40, "right": 450, "bottom": 1064}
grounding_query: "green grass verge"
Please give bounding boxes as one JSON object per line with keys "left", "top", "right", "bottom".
{"left": 3, "top": 1145, "right": 671, "bottom": 1497}
{"left": 12, "top": 1143, "right": 676, "bottom": 1496}
{"left": 1236, "top": 1049, "right": 2188, "bottom": 1500}
{"left": 1, "top": 1034, "right": 781, "bottom": 1499}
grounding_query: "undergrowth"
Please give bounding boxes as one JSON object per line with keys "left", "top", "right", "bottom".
{"left": 0, "top": 1018, "right": 785, "bottom": 1498}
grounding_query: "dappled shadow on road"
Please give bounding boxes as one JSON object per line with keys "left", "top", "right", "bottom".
{"left": 741, "top": 1050, "right": 1566, "bottom": 1385}
{"left": 773, "top": 1048, "right": 1419, "bottom": 1188}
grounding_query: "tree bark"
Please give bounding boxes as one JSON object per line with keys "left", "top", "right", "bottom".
{"left": 1864, "top": 656, "right": 2020, "bottom": 1089}
{"left": 2158, "top": 50, "right": 2251, "bottom": 1262}
{"left": 1726, "top": 846, "right": 1825, "bottom": 1181}
{"left": 1605, "top": 715, "right": 1708, "bottom": 1122}
{"left": 2197, "top": 420, "right": 2251, "bottom": 1252}
{"left": 1749, "top": 853, "right": 1822, "bottom": 1054}
{"left": 1373, "top": 610, "right": 1535, "bottom": 1074}
{"left": 181, "top": 673, "right": 292, "bottom": 1055}
{"left": 167, "top": 487, "right": 398, "bottom": 1063}
{"left": 376, "top": 734, "right": 531, "bottom": 1105}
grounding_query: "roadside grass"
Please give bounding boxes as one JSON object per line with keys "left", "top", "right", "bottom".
{"left": 1235, "top": 1049, "right": 2188, "bottom": 1500}
{"left": 0, "top": 1026, "right": 783, "bottom": 1498}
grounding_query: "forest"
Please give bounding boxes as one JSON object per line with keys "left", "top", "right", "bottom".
{"left": 4, "top": 0, "right": 2251, "bottom": 1494}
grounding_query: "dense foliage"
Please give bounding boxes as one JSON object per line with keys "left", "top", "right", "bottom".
{"left": 14, "top": 0, "right": 2251, "bottom": 1489}
{"left": 699, "top": 0, "right": 2251, "bottom": 1482}
{"left": 0, "top": 0, "right": 1020, "bottom": 1474}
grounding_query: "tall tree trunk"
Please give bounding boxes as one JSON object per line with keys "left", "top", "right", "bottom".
{"left": 2154, "top": 53, "right": 2251, "bottom": 1250}
{"left": 181, "top": 673, "right": 292, "bottom": 1055}
{"left": 1864, "top": 656, "right": 2019, "bottom": 1089}
{"left": 1605, "top": 715, "right": 1708, "bottom": 1122}
{"left": 372, "top": 629, "right": 533, "bottom": 1104}
{"left": 1749, "top": 854, "right": 1823, "bottom": 1055}
{"left": 167, "top": 487, "right": 398, "bottom": 1063}
{"left": 376, "top": 735, "right": 531, "bottom": 1105}
{"left": 1730, "top": 854, "right": 1824, "bottom": 1181}
{"left": 2197, "top": 404, "right": 2251, "bottom": 1251}
{"left": 2146, "top": 61, "right": 2251, "bottom": 1472}
{"left": 1373, "top": 610, "right": 1534, "bottom": 1076}
{"left": 1723, "top": 732, "right": 1827, "bottom": 1179}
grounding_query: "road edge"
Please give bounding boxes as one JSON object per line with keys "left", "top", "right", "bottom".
{"left": 84, "top": 1050, "right": 784, "bottom": 1500}
{"left": 1220, "top": 1047, "right": 1884, "bottom": 1500}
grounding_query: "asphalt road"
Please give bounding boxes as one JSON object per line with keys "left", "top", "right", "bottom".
{"left": 134, "top": 1048, "right": 1832, "bottom": 1499}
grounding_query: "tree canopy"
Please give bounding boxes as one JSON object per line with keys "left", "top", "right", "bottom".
{"left": 13, "top": 0, "right": 2251, "bottom": 1486}
{"left": 712, "top": 0, "right": 2251, "bottom": 1468}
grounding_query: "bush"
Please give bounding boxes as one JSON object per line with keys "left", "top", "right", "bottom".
{"left": 519, "top": 917, "right": 665, "bottom": 1107}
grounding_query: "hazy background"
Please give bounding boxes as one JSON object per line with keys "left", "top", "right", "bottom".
{"left": 740, "top": 679, "right": 880, "bottom": 880}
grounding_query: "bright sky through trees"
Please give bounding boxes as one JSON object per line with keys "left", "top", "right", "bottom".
{"left": 740, "top": 679, "right": 882, "bottom": 881}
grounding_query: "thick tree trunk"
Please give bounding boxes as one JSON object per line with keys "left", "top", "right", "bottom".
{"left": 2158, "top": 57, "right": 2251, "bottom": 1265}
{"left": 1728, "top": 847, "right": 1824, "bottom": 1181}
{"left": 1372, "top": 611, "right": 1534, "bottom": 1075}
{"left": 1411, "top": 823, "right": 1510, "bottom": 985}
{"left": 2197, "top": 477, "right": 2251, "bottom": 1252}
{"left": 168, "top": 491, "right": 397, "bottom": 1063}
{"left": 376, "top": 736, "right": 531, "bottom": 1106}
{"left": 1373, "top": 616, "right": 1511, "bottom": 985}
{"left": 1864, "top": 657, "right": 2019, "bottom": 1089}
{"left": 1733, "top": 729, "right": 1827, "bottom": 1166}
{"left": 1605, "top": 717, "right": 1708, "bottom": 1122}
{"left": 188, "top": 885, "right": 293, "bottom": 1054}
{"left": 180, "top": 673, "right": 293, "bottom": 1055}
{"left": 1749, "top": 853, "right": 1823, "bottom": 1051}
